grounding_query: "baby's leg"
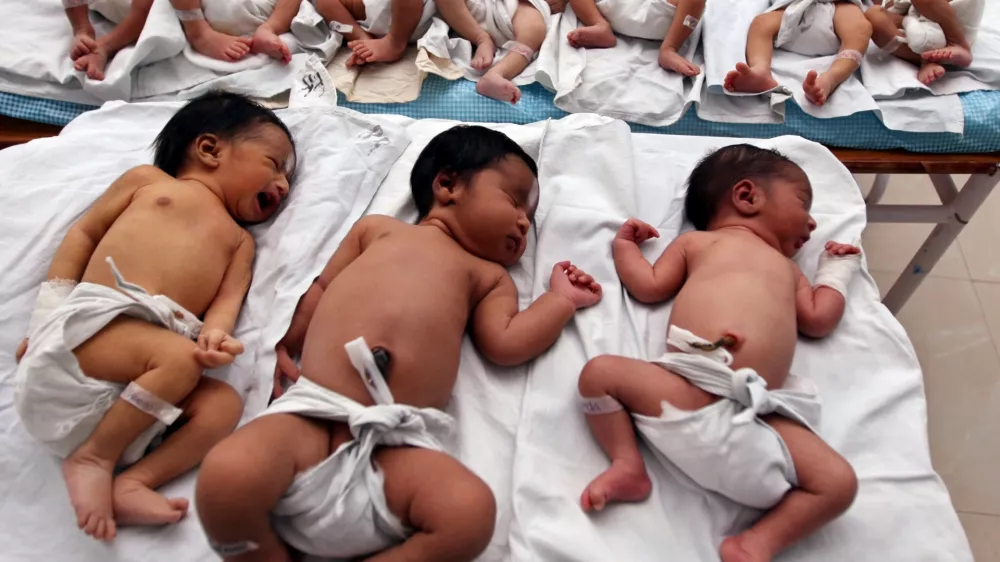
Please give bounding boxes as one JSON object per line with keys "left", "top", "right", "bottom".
{"left": 347, "top": 0, "right": 422, "bottom": 66}
{"left": 577, "top": 355, "right": 716, "bottom": 512}
{"left": 113, "top": 376, "right": 242, "bottom": 528}
{"left": 476, "top": 2, "right": 545, "bottom": 104}
{"left": 658, "top": 0, "right": 705, "bottom": 76}
{"left": 249, "top": 0, "right": 301, "bottom": 63}
{"left": 65, "top": 317, "right": 205, "bottom": 541}
{"left": 436, "top": 0, "right": 496, "bottom": 71}
{"left": 170, "top": 0, "right": 253, "bottom": 61}
{"left": 197, "top": 413, "right": 332, "bottom": 561}
{"left": 366, "top": 446, "right": 496, "bottom": 561}
{"left": 565, "top": 0, "right": 616, "bottom": 49}
{"left": 866, "top": 7, "right": 946, "bottom": 84}
{"left": 724, "top": 10, "right": 782, "bottom": 94}
{"left": 315, "top": 0, "right": 372, "bottom": 48}
{"left": 73, "top": 0, "right": 154, "bottom": 80}
{"left": 719, "top": 416, "right": 858, "bottom": 562}
{"left": 66, "top": 4, "right": 97, "bottom": 62}
{"left": 912, "top": 0, "right": 973, "bottom": 66}
{"left": 802, "top": 2, "right": 872, "bottom": 106}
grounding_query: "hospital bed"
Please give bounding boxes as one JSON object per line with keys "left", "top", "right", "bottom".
{"left": 0, "top": 103, "right": 971, "bottom": 561}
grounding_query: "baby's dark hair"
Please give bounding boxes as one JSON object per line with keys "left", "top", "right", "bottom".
{"left": 152, "top": 91, "right": 294, "bottom": 177}
{"left": 684, "top": 144, "right": 806, "bottom": 231}
{"left": 410, "top": 125, "right": 538, "bottom": 220}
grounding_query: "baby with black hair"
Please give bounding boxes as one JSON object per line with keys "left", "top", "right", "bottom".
{"left": 14, "top": 91, "right": 295, "bottom": 542}
{"left": 196, "top": 125, "right": 602, "bottom": 562}
{"left": 578, "top": 144, "right": 862, "bottom": 562}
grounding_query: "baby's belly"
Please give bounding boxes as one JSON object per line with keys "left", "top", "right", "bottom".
{"left": 300, "top": 295, "right": 466, "bottom": 410}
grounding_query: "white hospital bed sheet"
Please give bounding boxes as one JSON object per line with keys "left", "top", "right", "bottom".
{"left": 0, "top": 102, "right": 409, "bottom": 561}
{"left": 507, "top": 121, "right": 972, "bottom": 562}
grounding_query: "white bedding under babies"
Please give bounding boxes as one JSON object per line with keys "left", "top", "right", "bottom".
{"left": 0, "top": 104, "right": 973, "bottom": 562}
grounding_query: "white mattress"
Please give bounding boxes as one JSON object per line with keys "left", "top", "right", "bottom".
{"left": 0, "top": 105, "right": 971, "bottom": 562}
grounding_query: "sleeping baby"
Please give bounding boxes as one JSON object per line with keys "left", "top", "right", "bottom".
{"left": 566, "top": 0, "right": 705, "bottom": 76}
{"left": 14, "top": 92, "right": 295, "bottom": 541}
{"left": 196, "top": 125, "right": 603, "bottom": 561}
{"left": 724, "top": 0, "right": 873, "bottom": 106}
{"left": 578, "top": 145, "right": 861, "bottom": 562}
{"left": 866, "top": 0, "right": 984, "bottom": 85}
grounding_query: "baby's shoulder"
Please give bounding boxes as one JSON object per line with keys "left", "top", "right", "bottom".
{"left": 120, "top": 164, "right": 171, "bottom": 188}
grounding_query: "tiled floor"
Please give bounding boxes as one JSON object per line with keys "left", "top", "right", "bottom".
{"left": 858, "top": 173, "right": 1000, "bottom": 561}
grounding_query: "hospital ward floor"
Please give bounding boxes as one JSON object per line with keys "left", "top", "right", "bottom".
{"left": 857, "top": 174, "right": 1000, "bottom": 561}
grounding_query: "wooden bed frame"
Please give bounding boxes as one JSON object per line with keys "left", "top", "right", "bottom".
{"left": 4, "top": 114, "right": 998, "bottom": 315}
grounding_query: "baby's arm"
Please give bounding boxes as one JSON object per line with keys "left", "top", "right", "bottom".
{"left": 795, "top": 242, "right": 862, "bottom": 338}
{"left": 613, "top": 218, "right": 688, "bottom": 304}
{"left": 15, "top": 165, "right": 161, "bottom": 362}
{"left": 194, "top": 232, "right": 255, "bottom": 368}
{"left": 472, "top": 262, "right": 602, "bottom": 366}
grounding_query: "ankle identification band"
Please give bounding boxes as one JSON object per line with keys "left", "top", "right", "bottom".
{"left": 121, "top": 382, "right": 183, "bottom": 426}
{"left": 582, "top": 395, "right": 624, "bottom": 415}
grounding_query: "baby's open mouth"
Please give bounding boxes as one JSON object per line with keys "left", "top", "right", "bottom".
{"left": 257, "top": 191, "right": 277, "bottom": 212}
{"left": 507, "top": 236, "right": 520, "bottom": 251}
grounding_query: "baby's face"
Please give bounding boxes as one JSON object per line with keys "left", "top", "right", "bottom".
{"left": 454, "top": 156, "right": 539, "bottom": 267}
{"left": 766, "top": 177, "right": 816, "bottom": 257}
{"left": 218, "top": 124, "right": 296, "bottom": 224}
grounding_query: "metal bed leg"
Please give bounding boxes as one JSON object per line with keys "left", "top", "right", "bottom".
{"left": 865, "top": 173, "right": 890, "bottom": 205}
{"left": 881, "top": 172, "right": 999, "bottom": 314}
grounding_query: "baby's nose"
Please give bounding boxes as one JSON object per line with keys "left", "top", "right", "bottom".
{"left": 808, "top": 217, "right": 817, "bottom": 231}
{"left": 517, "top": 216, "right": 530, "bottom": 234}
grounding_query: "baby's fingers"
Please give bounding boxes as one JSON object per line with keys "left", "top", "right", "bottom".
{"left": 220, "top": 336, "right": 245, "bottom": 356}
{"left": 207, "top": 330, "right": 225, "bottom": 351}
{"left": 193, "top": 348, "right": 235, "bottom": 368}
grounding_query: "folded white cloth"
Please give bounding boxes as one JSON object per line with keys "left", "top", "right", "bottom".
{"left": 888, "top": 0, "right": 985, "bottom": 54}
{"left": 632, "top": 325, "right": 821, "bottom": 509}
{"left": 770, "top": 0, "right": 867, "bottom": 57}
{"left": 468, "top": 0, "right": 552, "bottom": 46}
{"left": 14, "top": 258, "right": 203, "bottom": 464}
{"left": 263, "top": 337, "right": 456, "bottom": 559}
{"left": 595, "top": 0, "right": 677, "bottom": 41}
{"left": 360, "top": 0, "right": 437, "bottom": 39}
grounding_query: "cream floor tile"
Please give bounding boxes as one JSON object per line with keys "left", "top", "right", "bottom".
{"left": 870, "top": 272, "right": 1000, "bottom": 515}
{"left": 856, "top": 174, "right": 970, "bottom": 279}
{"left": 959, "top": 183, "right": 1000, "bottom": 283}
{"left": 958, "top": 512, "right": 1000, "bottom": 562}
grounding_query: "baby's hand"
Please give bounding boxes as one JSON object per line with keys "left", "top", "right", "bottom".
{"left": 194, "top": 329, "right": 245, "bottom": 369}
{"left": 15, "top": 338, "right": 28, "bottom": 363}
{"left": 825, "top": 241, "right": 861, "bottom": 256}
{"left": 616, "top": 218, "right": 660, "bottom": 245}
{"left": 272, "top": 343, "right": 301, "bottom": 399}
{"left": 550, "top": 261, "right": 603, "bottom": 309}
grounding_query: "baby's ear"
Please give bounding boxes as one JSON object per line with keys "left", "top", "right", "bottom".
{"left": 193, "top": 133, "right": 222, "bottom": 169}
{"left": 432, "top": 170, "right": 461, "bottom": 206}
{"left": 731, "top": 179, "right": 765, "bottom": 217}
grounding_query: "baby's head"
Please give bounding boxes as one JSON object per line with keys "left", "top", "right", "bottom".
{"left": 152, "top": 91, "right": 296, "bottom": 224}
{"left": 685, "top": 144, "right": 816, "bottom": 257}
{"left": 410, "top": 126, "right": 539, "bottom": 266}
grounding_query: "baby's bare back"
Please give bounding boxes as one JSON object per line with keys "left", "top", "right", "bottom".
{"left": 670, "top": 231, "right": 799, "bottom": 387}
{"left": 300, "top": 225, "right": 497, "bottom": 410}
{"left": 81, "top": 180, "right": 244, "bottom": 316}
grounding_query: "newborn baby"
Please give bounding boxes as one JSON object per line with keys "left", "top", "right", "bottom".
{"left": 578, "top": 144, "right": 861, "bottom": 562}
{"left": 196, "top": 125, "right": 603, "bottom": 561}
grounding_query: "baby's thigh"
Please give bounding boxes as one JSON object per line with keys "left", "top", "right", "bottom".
{"left": 579, "top": 355, "right": 716, "bottom": 416}
{"left": 513, "top": 2, "right": 547, "bottom": 44}
{"left": 72, "top": 316, "right": 199, "bottom": 384}
{"left": 377, "top": 447, "right": 496, "bottom": 537}
{"left": 763, "top": 415, "right": 856, "bottom": 493}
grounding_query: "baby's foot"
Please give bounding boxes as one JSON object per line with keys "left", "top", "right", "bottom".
{"left": 251, "top": 25, "right": 291, "bottom": 64}
{"left": 922, "top": 44, "right": 973, "bottom": 68}
{"left": 476, "top": 71, "right": 522, "bottom": 104}
{"left": 346, "top": 34, "right": 408, "bottom": 66}
{"left": 580, "top": 459, "right": 652, "bottom": 512}
{"left": 567, "top": 22, "right": 616, "bottom": 49}
{"left": 802, "top": 69, "right": 835, "bottom": 106}
{"left": 918, "top": 61, "right": 946, "bottom": 85}
{"left": 62, "top": 449, "right": 116, "bottom": 541}
{"left": 724, "top": 62, "right": 778, "bottom": 94}
{"left": 471, "top": 36, "right": 497, "bottom": 72}
{"left": 74, "top": 43, "right": 110, "bottom": 81}
{"left": 720, "top": 533, "right": 773, "bottom": 562}
{"left": 188, "top": 26, "right": 253, "bottom": 61}
{"left": 659, "top": 46, "right": 699, "bottom": 76}
{"left": 70, "top": 29, "right": 98, "bottom": 61}
{"left": 344, "top": 28, "right": 373, "bottom": 67}
{"left": 113, "top": 477, "right": 189, "bottom": 527}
